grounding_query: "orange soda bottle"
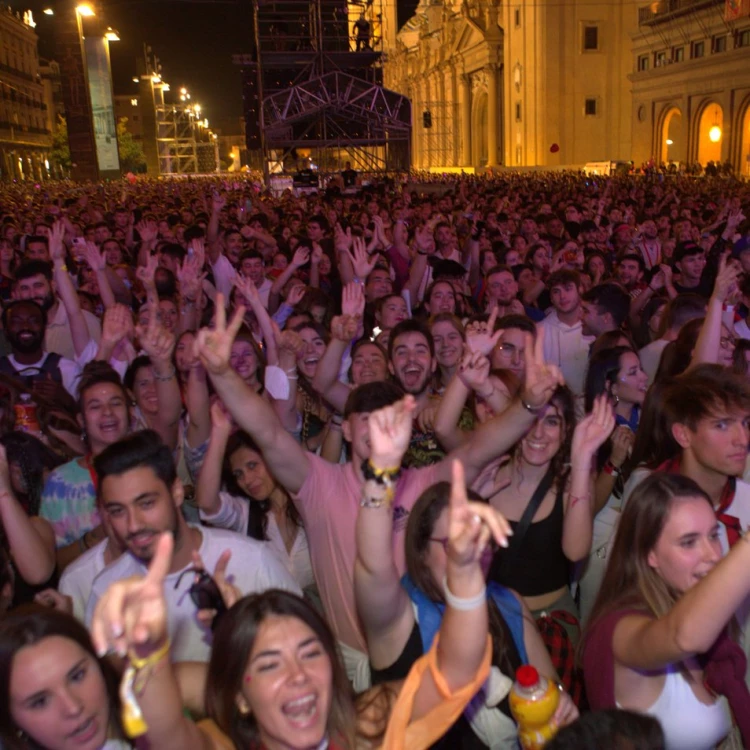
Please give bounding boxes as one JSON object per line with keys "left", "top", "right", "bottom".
{"left": 509, "top": 665, "right": 560, "bottom": 750}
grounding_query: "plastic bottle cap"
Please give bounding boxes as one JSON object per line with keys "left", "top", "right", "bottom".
{"left": 516, "top": 665, "right": 540, "bottom": 688}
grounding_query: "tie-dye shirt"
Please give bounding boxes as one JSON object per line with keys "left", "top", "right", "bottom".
{"left": 39, "top": 458, "right": 100, "bottom": 547}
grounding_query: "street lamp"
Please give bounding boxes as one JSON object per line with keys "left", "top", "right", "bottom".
{"left": 43, "top": 8, "right": 54, "bottom": 15}
{"left": 104, "top": 27, "right": 120, "bottom": 41}
{"left": 76, "top": 4, "right": 95, "bottom": 16}
{"left": 709, "top": 125, "right": 722, "bottom": 143}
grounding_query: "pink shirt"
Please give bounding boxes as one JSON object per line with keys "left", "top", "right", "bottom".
{"left": 293, "top": 454, "right": 441, "bottom": 652}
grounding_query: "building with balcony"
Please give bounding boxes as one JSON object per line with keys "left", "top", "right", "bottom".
{"left": 0, "top": 7, "right": 51, "bottom": 180}
{"left": 630, "top": 0, "right": 750, "bottom": 175}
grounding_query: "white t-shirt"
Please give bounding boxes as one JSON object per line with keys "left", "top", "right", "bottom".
{"left": 45, "top": 304, "right": 101, "bottom": 361}
{"left": 200, "top": 491, "right": 315, "bottom": 590}
{"left": 85, "top": 525, "right": 301, "bottom": 662}
{"left": 538, "top": 310, "right": 593, "bottom": 397}
{"left": 59, "top": 538, "right": 109, "bottom": 621}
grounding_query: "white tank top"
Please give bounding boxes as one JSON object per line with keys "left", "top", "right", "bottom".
{"left": 620, "top": 667, "right": 731, "bottom": 750}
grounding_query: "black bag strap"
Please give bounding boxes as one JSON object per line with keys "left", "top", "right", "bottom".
{"left": 492, "top": 465, "right": 556, "bottom": 582}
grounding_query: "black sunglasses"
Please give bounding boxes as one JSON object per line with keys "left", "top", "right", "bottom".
{"left": 174, "top": 567, "right": 227, "bottom": 631}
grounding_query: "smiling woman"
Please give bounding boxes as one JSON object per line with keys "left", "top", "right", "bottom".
{"left": 582, "top": 472, "right": 750, "bottom": 750}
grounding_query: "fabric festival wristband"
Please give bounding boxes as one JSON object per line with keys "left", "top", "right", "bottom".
{"left": 443, "top": 576, "right": 486, "bottom": 611}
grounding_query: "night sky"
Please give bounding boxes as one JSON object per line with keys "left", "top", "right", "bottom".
{"left": 19, "top": 0, "right": 419, "bottom": 134}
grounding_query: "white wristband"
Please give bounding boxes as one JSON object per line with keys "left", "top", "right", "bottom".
{"left": 443, "top": 575, "right": 486, "bottom": 611}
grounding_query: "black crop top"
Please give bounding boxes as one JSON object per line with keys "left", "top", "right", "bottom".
{"left": 488, "top": 486, "right": 570, "bottom": 596}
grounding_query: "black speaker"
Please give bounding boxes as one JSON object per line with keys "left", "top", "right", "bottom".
{"left": 422, "top": 110, "right": 432, "bottom": 128}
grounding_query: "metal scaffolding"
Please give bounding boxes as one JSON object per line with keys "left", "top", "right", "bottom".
{"left": 236, "top": 0, "right": 411, "bottom": 180}
{"left": 156, "top": 104, "right": 198, "bottom": 174}
{"left": 421, "top": 100, "right": 455, "bottom": 169}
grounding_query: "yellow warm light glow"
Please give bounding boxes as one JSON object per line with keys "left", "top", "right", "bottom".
{"left": 709, "top": 125, "right": 722, "bottom": 143}
{"left": 105, "top": 28, "right": 120, "bottom": 41}
{"left": 666, "top": 139, "right": 674, "bottom": 145}
{"left": 180, "top": 87, "right": 187, "bottom": 95}
{"left": 43, "top": 8, "right": 54, "bottom": 15}
{"left": 76, "top": 4, "right": 95, "bottom": 16}
{"left": 194, "top": 104, "right": 201, "bottom": 114}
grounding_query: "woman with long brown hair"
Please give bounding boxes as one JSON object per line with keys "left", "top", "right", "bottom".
{"left": 582, "top": 473, "right": 750, "bottom": 749}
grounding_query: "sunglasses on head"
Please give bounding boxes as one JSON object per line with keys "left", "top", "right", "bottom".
{"left": 174, "top": 567, "right": 227, "bottom": 631}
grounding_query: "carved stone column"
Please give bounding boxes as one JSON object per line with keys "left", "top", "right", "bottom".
{"left": 486, "top": 63, "right": 499, "bottom": 167}
{"left": 459, "top": 72, "right": 472, "bottom": 167}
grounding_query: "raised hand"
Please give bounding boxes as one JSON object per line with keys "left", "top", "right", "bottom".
{"left": 285, "top": 283, "right": 306, "bottom": 308}
{"left": 276, "top": 328, "right": 305, "bottom": 359}
{"left": 713, "top": 252, "right": 742, "bottom": 302}
{"left": 136, "top": 254, "right": 158, "bottom": 291}
{"left": 176, "top": 254, "right": 206, "bottom": 303}
{"left": 414, "top": 225, "right": 435, "bottom": 254}
{"left": 458, "top": 349, "right": 491, "bottom": 392}
{"left": 90, "top": 532, "right": 173, "bottom": 657}
{"left": 330, "top": 314, "right": 359, "bottom": 342}
{"left": 193, "top": 295, "right": 246, "bottom": 376}
{"left": 49, "top": 221, "right": 66, "bottom": 263}
{"left": 341, "top": 281, "right": 365, "bottom": 318}
{"left": 136, "top": 219, "right": 158, "bottom": 245}
{"left": 368, "top": 395, "right": 417, "bottom": 470}
{"left": 334, "top": 224, "right": 353, "bottom": 254}
{"left": 211, "top": 192, "right": 227, "bottom": 212}
{"left": 233, "top": 274, "right": 262, "bottom": 309}
{"left": 101, "top": 304, "right": 134, "bottom": 347}
{"left": 571, "top": 394, "right": 615, "bottom": 462}
{"left": 446, "top": 460, "right": 512, "bottom": 569}
{"left": 311, "top": 243, "right": 324, "bottom": 267}
{"left": 521, "top": 328, "right": 565, "bottom": 410}
{"left": 291, "top": 245, "right": 311, "bottom": 270}
{"left": 466, "top": 305, "right": 502, "bottom": 356}
{"left": 609, "top": 425, "right": 635, "bottom": 469}
{"left": 349, "top": 236, "right": 377, "bottom": 280}
{"left": 136, "top": 306, "right": 175, "bottom": 365}
{"left": 84, "top": 241, "right": 106, "bottom": 272}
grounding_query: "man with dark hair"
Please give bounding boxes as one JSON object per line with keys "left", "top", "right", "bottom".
{"left": 672, "top": 241, "right": 710, "bottom": 296}
{"left": 13, "top": 258, "right": 101, "bottom": 360}
{"left": 0, "top": 300, "right": 79, "bottom": 404}
{"left": 540, "top": 269, "right": 592, "bottom": 398}
{"left": 24, "top": 235, "right": 50, "bottom": 262}
{"left": 85, "top": 429, "right": 299, "bottom": 661}
{"left": 195, "top": 302, "right": 563, "bottom": 685}
{"left": 238, "top": 249, "right": 272, "bottom": 308}
{"left": 615, "top": 253, "right": 647, "bottom": 298}
{"left": 581, "top": 282, "right": 631, "bottom": 338}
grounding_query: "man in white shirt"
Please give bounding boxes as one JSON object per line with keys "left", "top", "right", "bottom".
{"left": 85, "top": 430, "right": 300, "bottom": 662}
{"left": 538, "top": 269, "right": 593, "bottom": 398}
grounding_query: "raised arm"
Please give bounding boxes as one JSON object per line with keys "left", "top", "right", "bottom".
{"left": 195, "top": 403, "right": 232, "bottom": 517}
{"left": 354, "top": 396, "right": 417, "bottom": 667}
{"left": 562, "top": 396, "right": 615, "bottom": 562}
{"left": 613, "top": 526, "right": 750, "bottom": 671}
{"left": 0, "top": 445, "right": 55, "bottom": 584}
{"left": 49, "top": 222, "right": 90, "bottom": 358}
{"left": 82, "top": 242, "right": 117, "bottom": 310}
{"left": 311, "top": 318, "right": 355, "bottom": 413}
{"left": 137, "top": 312, "right": 182, "bottom": 451}
{"left": 194, "top": 296, "right": 310, "bottom": 494}
{"left": 206, "top": 192, "right": 225, "bottom": 264}
{"left": 185, "top": 363, "right": 211, "bottom": 450}
{"left": 690, "top": 252, "right": 740, "bottom": 370}
{"left": 234, "top": 275, "right": 278, "bottom": 366}
{"left": 409, "top": 460, "right": 510, "bottom": 721}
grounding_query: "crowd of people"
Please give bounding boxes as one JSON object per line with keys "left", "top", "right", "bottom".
{"left": 0, "top": 170, "right": 750, "bottom": 749}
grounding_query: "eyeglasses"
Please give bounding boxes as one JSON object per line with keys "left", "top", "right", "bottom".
{"left": 496, "top": 343, "right": 524, "bottom": 359}
{"left": 174, "top": 567, "right": 227, "bottom": 631}
{"left": 720, "top": 337, "right": 736, "bottom": 350}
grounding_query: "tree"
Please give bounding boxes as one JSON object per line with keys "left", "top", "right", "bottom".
{"left": 50, "top": 115, "right": 71, "bottom": 176}
{"left": 117, "top": 117, "right": 147, "bottom": 174}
